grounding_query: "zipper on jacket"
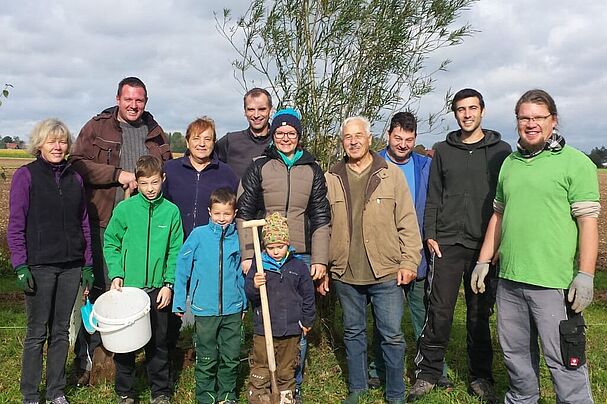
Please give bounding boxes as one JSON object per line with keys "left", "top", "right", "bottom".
{"left": 284, "top": 166, "right": 291, "bottom": 216}
{"left": 218, "top": 226, "right": 226, "bottom": 315}
{"left": 106, "top": 148, "right": 112, "bottom": 165}
{"left": 146, "top": 202, "right": 153, "bottom": 286}
{"left": 193, "top": 172, "right": 200, "bottom": 227}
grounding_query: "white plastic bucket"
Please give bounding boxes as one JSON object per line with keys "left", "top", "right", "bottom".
{"left": 90, "top": 287, "right": 152, "bottom": 353}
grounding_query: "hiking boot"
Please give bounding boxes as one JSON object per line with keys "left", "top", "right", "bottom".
{"left": 468, "top": 379, "right": 497, "bottom": 403}
{"left": 76, "top": 369, "right": 90, "bottom": 387}
{"left": 46, "top": 396, "right": 69, "bottom": 404}
{"left": 407, "top": 379, "right": 435, "bottom": 402}
{"left": 368, "top": 376, "right": 382, "bottom": 389}
{"left": 436, "top": 375, "right": 454, "bottom": 392}
{"left": 341, "top": 390, "right": 366, "bottom": 404}
{"left": 150, "top": 395, "right": 171, "bottom": 404}
{"left": 117, "top": 396, "right": 135, "bottom": 404}
{"left": 219, "top": 401, "right": 237, "bottom": 404}
{"left": 279, "top": 390, "right": 294, "bottom": 404}
{"left": 293, "top": 387, "right": 303, "bottom": 404}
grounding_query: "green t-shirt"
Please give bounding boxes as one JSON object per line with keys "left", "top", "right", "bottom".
{"left": 496, "top": 146, "right": 599, "bottom": 289}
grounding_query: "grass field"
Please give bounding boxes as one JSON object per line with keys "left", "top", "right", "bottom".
{"left": 0, "top": 274, "right": 606, "bottom": 403}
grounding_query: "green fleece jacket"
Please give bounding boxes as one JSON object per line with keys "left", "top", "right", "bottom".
{"left": 104, "top": 192, "right": 183, "bottom": 288}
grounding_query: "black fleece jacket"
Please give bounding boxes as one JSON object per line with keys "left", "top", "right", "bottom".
{"left": 424, "top": 129, "right": 511, "bottom": 249}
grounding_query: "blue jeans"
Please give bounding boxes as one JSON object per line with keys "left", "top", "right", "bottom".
{"left": 370, "top": 279, "right": 448, "bottom": 381}
{"left": 21, "top": 264, "right": 81, "bottom": 402}
{"left": 334, "top": 279, "right": 406, "bottom": 401}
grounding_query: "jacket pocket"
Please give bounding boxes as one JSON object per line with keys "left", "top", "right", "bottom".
{"left": 559, "top": 314, "right": 586, "bottom": 370}
{"left": 365, "top": 194, "right": 400, "bottom": 267}
{"left": 93, "top": 137, "right": 120, "bottom": 165}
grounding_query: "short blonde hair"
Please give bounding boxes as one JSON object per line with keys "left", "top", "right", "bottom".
{"left": 27, "top": 118, "right": 73, "bottom": 157}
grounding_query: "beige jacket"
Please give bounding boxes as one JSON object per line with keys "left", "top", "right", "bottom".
{"left": 325, "top": 152, "right": 422, "bottom": 279}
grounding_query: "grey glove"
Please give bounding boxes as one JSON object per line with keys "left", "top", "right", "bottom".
{"left": 471, "top": 261, "right": 490, "bottom": 294}
{"left": 567, "top": 272, "right": 594, "bottom": 313}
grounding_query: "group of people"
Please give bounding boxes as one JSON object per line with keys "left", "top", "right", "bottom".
{"left": 7, "top": 76, "right": 600, "bottom": 404}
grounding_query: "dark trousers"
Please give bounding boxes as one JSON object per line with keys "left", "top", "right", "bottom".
{"left": 114, "top": 288, "right": 170, "bottom": 399}
{"left": 21, "top": 264, "right": 81, "bottom": 402}
{"left": 74, "top": 225, "right": 109, "bottom": 370}
{"left": 415, "top": 244, "right": 495, "bottom": 384}
{"left": 248, "top": 335, "right": 300, "bottom": 403}
{"left": 194, "top": 313, "right": 242, "bottom": 403}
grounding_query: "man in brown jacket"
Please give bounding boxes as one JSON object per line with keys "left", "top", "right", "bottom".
{"left": 69, "top": 77, "right": 172, "bottom": 385}
{"left": 324, "top": 116, "right": 422, "bottom": 404}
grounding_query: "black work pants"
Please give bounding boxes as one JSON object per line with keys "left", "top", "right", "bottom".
{"left": 414, "top": 244, "right": 495, "bottom": 384}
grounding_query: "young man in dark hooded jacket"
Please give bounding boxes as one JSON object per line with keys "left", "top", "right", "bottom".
{"left": 409, "top": 89, "right": 511, "bottom": 403}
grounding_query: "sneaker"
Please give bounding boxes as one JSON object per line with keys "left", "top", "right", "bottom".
{"left": 436, "top": 375, "right": 454, "bottom": 392}
{"left": 341, "top": 390, "right": 366, "bottom": 404}
{"left": 46, "top": 396, "right": 69, "bottom": 404}
{"left": 219, "top": 401, "right": 237, "bottom": 404}
{"left": 468, "top": 379, "right": 497, "bottom": 403}
{"left": 150, "top": 395, "right": 171, "bottom": 404}
{"left": 407, "top": 379, "right": 435, "bottom": 402}
{"left": 117, "top": 396, "right": 135, "bottom": 404}
{"left": 293, "top": 387, "right": 303, "bottom": 404}
{"left": 387, "top": 399, "right": 405, "bottom": 404}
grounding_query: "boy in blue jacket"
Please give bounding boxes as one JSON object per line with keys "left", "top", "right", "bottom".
{"left": 173, "top": 187, "right": 246, "bottom": 404}
{"left": 245, "top": 212, "right": 315, "bottom": 404}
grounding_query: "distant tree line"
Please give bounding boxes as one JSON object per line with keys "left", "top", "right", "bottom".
{"left": 167, "top": 132, "right": 187, "bottom": 154}
{"left": 0, "top": 135, "right": 25, "bottom": 149}
{"left": 588, "top": 146, "right": 607, "bottom": 168}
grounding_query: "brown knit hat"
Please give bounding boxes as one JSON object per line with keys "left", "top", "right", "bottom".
{"left": 262, "top": 212, "right": 290, "bottom": 245}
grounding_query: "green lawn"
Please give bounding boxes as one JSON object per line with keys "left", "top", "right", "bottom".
{"left": 0, "top": 273, "right": 606, "bottom": 403}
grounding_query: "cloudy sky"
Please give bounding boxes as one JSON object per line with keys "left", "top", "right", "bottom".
{"left": 1, "top": 0, "right": 606, "bottom": 152}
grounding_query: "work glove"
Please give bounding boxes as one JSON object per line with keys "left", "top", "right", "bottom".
{"left": 470, "top": 261, "right": 490, "bottom": 294}
{"left": 81, "top": 266, "right": 95, "bottom": 291}
{"left": 568, "top": 272, "right": 594, "bottom": 313}
{"left": 15, "top": 265, "right": 35, "bottom": 293}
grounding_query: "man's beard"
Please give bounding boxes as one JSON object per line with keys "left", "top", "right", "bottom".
{"left": 519, "top": 138, "right": 545, "bottom": 154}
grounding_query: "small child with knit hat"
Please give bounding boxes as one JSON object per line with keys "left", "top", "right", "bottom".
{"left": 245, "top": 212, "right": 315, "bottom": 404}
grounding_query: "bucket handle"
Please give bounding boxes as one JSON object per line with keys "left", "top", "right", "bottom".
{"left": 89, "top": 306, "right": 151, "bottom": 333}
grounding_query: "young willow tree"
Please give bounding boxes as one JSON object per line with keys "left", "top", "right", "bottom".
{"left": 217, "top": 0, "right": 477, "bottom": 168}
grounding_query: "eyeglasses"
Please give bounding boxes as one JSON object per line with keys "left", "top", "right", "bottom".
{"left": 274, "top": 131, "right": 298, "bottom": 139}
{"left": 516, "top": 114, "right": 552, "bottom": 125}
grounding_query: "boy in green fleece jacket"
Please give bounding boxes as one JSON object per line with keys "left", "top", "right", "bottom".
{"left": 104, "top": 155, "right": 183, "bottom": 404}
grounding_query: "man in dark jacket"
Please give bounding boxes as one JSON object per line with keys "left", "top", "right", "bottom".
{"left": 409, "top": 89, "right": 511, "bottom": 402}
{"left": 69, "top": 77, "right": 172, "bottom": 385}
{"left": 215, "top": 88, "right": 273, "bottom": 179}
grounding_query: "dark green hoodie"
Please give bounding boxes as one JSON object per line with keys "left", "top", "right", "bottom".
{"left": 424, "top": 129, "right": 511, "bottom": 249}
